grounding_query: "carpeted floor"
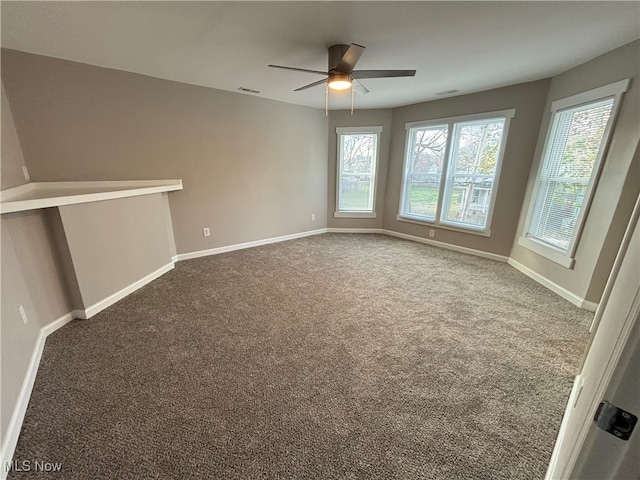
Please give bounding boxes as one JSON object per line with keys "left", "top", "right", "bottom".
{"left": 8, "top": 234, "right": 592, "bottom": 479}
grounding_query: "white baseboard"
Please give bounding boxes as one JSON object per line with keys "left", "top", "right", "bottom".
{"left": 0, "top": 260, "right": 178, "bottom": 477}
{"left": 0, "top": 312, "right": 75, "bottom": 480}
{"left": 175, "top": 228, "right": 328, "bottom": 261}
{"left": 326, "top": 228, "right": 383, "bottom": 234}
{"left": 381, "top": 229, "right": 509, "bottom": 263}
{"left": 508, "top": 258, "right": 598, "bottom": 312}
{"left": 76, "top": 262, "right": 175, "bottom": 319}
{"left": 325, "top": 228, "right": 595, "bottom": 310}
{"left": 172, "top": 228, "right": 599, "bottom": 310}
{"left": 176, "top": 228, "right": 507, "bottom": 265}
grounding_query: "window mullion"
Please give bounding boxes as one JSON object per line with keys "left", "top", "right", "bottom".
{"left": 368, "top": 136, "right": 379, "bottom": 212}
{"left": 401, "top": 129, "right": 416, "bottom": 215}
{"left": 336, "top": 134, "right": 345, "bottom": 212}
{"left": 435, "top": 122, "right": 455, "bottom": 223}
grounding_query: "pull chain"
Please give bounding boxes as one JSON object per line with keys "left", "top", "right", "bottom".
{"left": 351, "top": 80, "right": 355, "bottom": 115}
{"left": 325, "top": 83, "right": 329, "bottom": 117}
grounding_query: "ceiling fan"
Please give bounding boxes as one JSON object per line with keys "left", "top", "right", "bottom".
{"left": 269, "top": 43, "right": 416, "bottom": 112}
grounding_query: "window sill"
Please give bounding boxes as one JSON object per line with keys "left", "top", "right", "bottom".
{"left": 396, "top": 214, "right": 491, "bottom": 237}
{"left": 334, "top": 212, "right": 377, "bottom": 219}
{"left": 517, "top": 236, "right": 575, "bottom": 269}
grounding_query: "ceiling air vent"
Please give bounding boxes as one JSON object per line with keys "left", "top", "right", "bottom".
{"left": 238, "top": 87, "right": 261, "bottom": 94}
{"left": 435, "top": 89, "right": 460, "bottom": 96}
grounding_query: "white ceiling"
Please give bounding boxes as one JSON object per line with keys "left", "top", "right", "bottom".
{"left": 2, "top": 1, "right": 639, "bottom": 110}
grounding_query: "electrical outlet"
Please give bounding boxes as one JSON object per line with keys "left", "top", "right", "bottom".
{"left": 429, "top": 229, "right": 435, "bottom": 238}
{"left": 311, "top": 213, "right": 316, "bottom": 221}
{"left": 19, "top": 305, "right": 28, "bottom": 325}
{"left": 22, "top": 166, "right": 30, "bottom": 180}
{"left": 203, "top": 227, "right": 211, "bottom": 237}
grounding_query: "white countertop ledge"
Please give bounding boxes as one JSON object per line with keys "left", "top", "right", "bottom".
{"left": 1, "top": 180, "right": 183, "bottom": 214}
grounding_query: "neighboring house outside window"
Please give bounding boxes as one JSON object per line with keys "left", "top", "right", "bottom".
{"left": 519, "top": 79, "right": 629, "bottom": 268}
{"left": 398, "top": 109, "right": 515, "bottom": 236}
{"left": 335, "top": 126, "right": 382, "bottom": 218}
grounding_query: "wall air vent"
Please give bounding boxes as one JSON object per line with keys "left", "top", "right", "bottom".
{"left": 435, "top": 89, "right": 460, "bottom": 96}
{"left": 238, "top": 87, "right": 261, "bottom": 94}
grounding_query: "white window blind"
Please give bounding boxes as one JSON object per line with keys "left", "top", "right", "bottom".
{"left": 527, "top": 97, "right": 614, "bottom": 251}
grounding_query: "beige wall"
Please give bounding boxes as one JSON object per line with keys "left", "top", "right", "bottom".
{"left": 327, "top": 109, "right": 393, "bottom": 229}
{"left": 510, "top": 40, "right": 640, "bottom": 303}
{"left": 1, "top": 79, "right": 73, "bottom": 444}
{"left": 1, "top": 49, "right": 329, "bottom": 255}
{"left": 383, "top": 79, "right": 551, "bottom": 256}
{"left": 46, "top": 208, "right": 84, "bottom": 310}
{"left": 1, "top": 83, "right": 28, "bottom": 190}
{"left": 58, "top": 193, "right": 175, "bottom": 308}
{"left": 1, "top": 211, "right": 74, "bottom": 443}
{"left": 1, "top": 215, "right": 42, "bottom": 443}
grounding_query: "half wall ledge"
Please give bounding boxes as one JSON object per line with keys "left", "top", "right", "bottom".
{"left": 0, "top": 179, "right": 183, "bottom": 214}
{"left": 1, "top": 179, "right": 183, "bottom": 320}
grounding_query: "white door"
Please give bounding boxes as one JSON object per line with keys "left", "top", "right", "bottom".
{"left": 546, "top": 194, "right": 640, "bottom": 479}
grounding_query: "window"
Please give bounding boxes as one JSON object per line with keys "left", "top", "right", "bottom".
{"left": 398, "top": 110, "right": 514, "bottom": 234}
{"left": 335, "top": 126, "right": 382, "bottom": 218}
{"left": 520, "top": 79, "right": 629, "bottom": 268}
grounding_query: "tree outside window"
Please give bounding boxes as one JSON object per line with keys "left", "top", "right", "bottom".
{"left": 336, "top": 127, "right": 382, "bottom": 216}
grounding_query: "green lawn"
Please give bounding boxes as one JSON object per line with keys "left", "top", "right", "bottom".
{"left": 408, "top": 185, "right": 440, "bottom": 217}
{"left": 339, "top": 188, "right": 371, "bottom": 211}
{"left": 340, "top": 185, "right": 461, "bottom": 218}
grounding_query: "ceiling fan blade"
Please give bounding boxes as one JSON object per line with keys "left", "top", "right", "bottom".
{"left": 294, "top": 78, "right": 329, "bottom": 92}
{"left": 352, "top": 69, "right": 416, "bottom": 79}
{"left": 334, "top": 43, "right": 365, "bottom": 73}
{"left": 268, "top": 64, "right": 328, "bottom": 76}
{"left": 353, "top": 79, "right": 370, "bottom": 95}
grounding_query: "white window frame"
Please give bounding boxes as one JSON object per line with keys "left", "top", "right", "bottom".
{"left": 334, "top": 126, "right": 382, "bottom": 218}
{"left": 519, "top": 79, "right": 629, "bottom": 269}
{"left": 397, "top": 109, "right": 515, "bottom": 236}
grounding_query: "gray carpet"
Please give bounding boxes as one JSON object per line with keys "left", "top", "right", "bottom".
{"left": 9, "top": 233, "right": 591, "bottom": 479}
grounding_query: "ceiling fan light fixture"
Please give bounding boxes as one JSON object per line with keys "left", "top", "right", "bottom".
{"left": 328, "top": 74, "right": 352, "bottom": 91}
